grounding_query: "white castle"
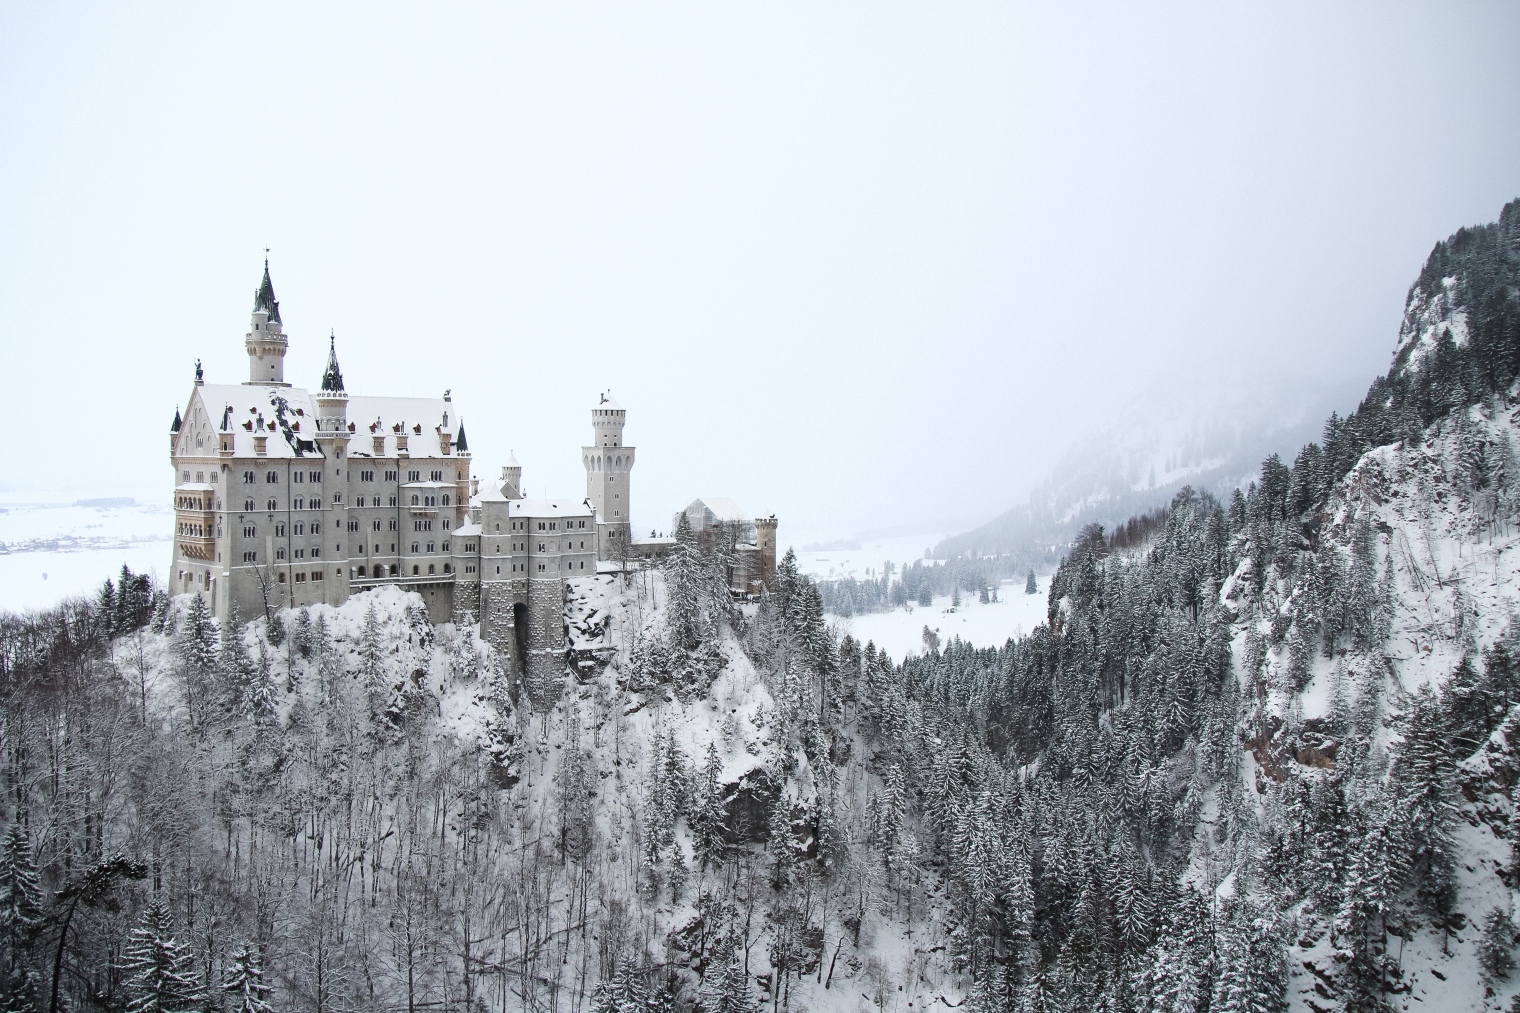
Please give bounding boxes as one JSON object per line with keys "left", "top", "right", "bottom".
{"left": 168, "top": 261, "right": 661, "bottom": 684}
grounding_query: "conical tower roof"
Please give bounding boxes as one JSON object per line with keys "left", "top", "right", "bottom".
{"left": 320, "top": 333, "right": 345, "bottom": 393}
{"left": 252, "top": 257, "right": 281, "bottom": 324}
{"left": 455, "top": 422, "right": 468, "bottom": 453}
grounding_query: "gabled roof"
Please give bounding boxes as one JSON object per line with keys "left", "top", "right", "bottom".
{"left": 253, "top": 258, "right": 281, "bottom": 324}
{"left": 687, "top": 497, "right": 750, "bottom": 523}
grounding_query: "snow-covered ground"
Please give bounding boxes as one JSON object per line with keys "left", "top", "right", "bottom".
{"left": 831, "top": 578, "right": 1050, "bottom": 662}
{"left": 0, "top": 499, "right": 171, "bottom": 612}
{"left": 790, "top": 531, "right": 943, "bottom": 582}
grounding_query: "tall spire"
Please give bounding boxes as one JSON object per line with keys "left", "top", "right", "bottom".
{"left": 455, "top": 422, "right": 468, "bottom": 453}
{"left": 252, "top": 256, "right": 281, "bottom": 324}
{"left": 320, "top": 332, "right": 345, "bottom": 393}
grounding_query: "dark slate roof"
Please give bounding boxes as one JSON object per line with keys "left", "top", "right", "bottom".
{"left": 252, "top": 258, "right": 282, "bottom": 324}
{"left": 170, "top": 407, "right": 182, "bottom": 433}
{"left": 320, "top": 334, "right": 345, "bottom": 393}
{"left": 456, "top": 423, "right": 468, "bottom": 453}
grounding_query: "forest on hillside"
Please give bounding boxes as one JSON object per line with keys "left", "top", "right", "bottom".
{"left": 1, "top": 202, "right": 1519, "bottom": 1013}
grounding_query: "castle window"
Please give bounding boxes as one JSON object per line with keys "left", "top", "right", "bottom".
{"left": 388, "top": 519, "right": 397, "bottom": 531}
{"left": 408, "top": 470, "right": 420, "bottom": 482}
{"left": 244, "top": 499, "right": 255, "bottom": 511}
{"left": 294, "top": 523, "right": 304, "bottom": 536}
{"left": 411, "top": 542, "right": 420, "bottom": 553}
{"left": 442, "top": 520, "right": 450, "bottom": 530}
{"left": 294, "top": 497, "right": 304, "bottom": 510}
{"left": 442, "top": 541, "right": 449, "bottom": 551}
{"left": 496, "top": 566, "right": 500, "bottom": 574}
{"left": 357, "top": 566, "right": 366, "bottom": 577}
{"left": 275, "top": 523, "right": 285, "bottom": 536}
{"left": 242, "top": 551, "right": 256, "bottom": 562}
{"left": 277, "top": 573, "right": 286, "bottom": 583}
{"left": 311, "top": 522, "right": 320, "bottom": 534}
{"left": 243, "top": 471, "right": 254, "bottom": 484}
{"left": 267, "top": 473, "right": 278, "bottom": 484}
{"left": 312, "top": 570, "right": 323, "bottom": 581}
{"left": 295, "top": 549, "right": 304, "bottom": 559}
{"left": 411, "top": 495, "right": 419, "bottom": 506}
{"left": 276, "top": 548, "right": 285, "bottom": 560}
{"left": 267, "top": 498, "right": 277, "bottom": 511}
{"left": 294, "top": 573, "right": 305, "bottom": 583}
{"left": 373, "top": 520, "right": 381, "bottom": 531}
{"left": 312, "top": 547, "right": 321, "bottom": 558}
{"left": 442, "top": 494, "right": 451, "bottom": 506}
{"left": 293, "top": 472, "right": 303, "bottom": 484}
{"left": 443, "top": 563, "right": 452, "bottom": 574}
{"left": 428, "top": 564, "right": 436, "bottom": 575}
{"left": 348, "top": 520, "right": 358, "bottom": 532}
{"left": 412, "top": 565, "right": 419, "bottom": 575}
{"left": 389, "top": 496, "right": 397, "bottom": 507}
{"left": 385, "top": 470, "right": 398, "bottom": 481}
{"left": 243, "top": 526, "right": 255, "bottom": 538}
{"left": 427, "top": 542, "right": 435, "bottom": 553}
{"left": 361, "top": 470, "right": 374, "bottom": 482}
{"left": 430, "top": 470, "right": 442, "bottom": 481}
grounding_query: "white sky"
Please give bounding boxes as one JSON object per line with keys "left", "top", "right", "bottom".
{"left": 2, "top": 4, "right": 1517, "bottom": 544}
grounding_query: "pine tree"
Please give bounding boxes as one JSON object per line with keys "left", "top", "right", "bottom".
{"left": 699, "top": 959, "right": 755, "bottom": 1013}
{"left": 917, "top": 583, "right": 933, "bottom": 608}
{"left": 119, "top": 900, "right": 201, "bottom": 1013}
{"left": 590, "top": 962, "right": 649, "bottom": 1013}
{"left": 176, "top": 594, "right": 218, "bottom": 680}
{"left": 358, "top": 602, "right": 385, "bottom": 687}
{"left": 0, "top": 824, "right": 42, "bottom": 995}
{"left": 1025, "top": 571, "right": 1038, "bottom": 595}
{"left": 218, "top": 599, "right": 256, "bottom": 709}
{"left": 221, "top": 945, "right": 275, "bottom": 1013}
{"left": 689, "top": 743, "right": 728, "bottom": 870}
{"left": 664, "top": 516, "right": 710, "bottom": 652}
{"left": 1478, "top": 908, "right": 1516, "bottom": 984}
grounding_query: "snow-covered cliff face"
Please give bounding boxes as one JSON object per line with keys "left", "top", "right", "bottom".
{"left": 1230, "top": 400, "right": 1520, "bottom": 1011}
{"left": 1393, "top": 274, "right": 1471, "bottom": 374}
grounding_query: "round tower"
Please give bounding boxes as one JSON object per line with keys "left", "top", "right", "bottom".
{"left": 313, "top": 333, "right": 349, "bottom": 433}
{"left": 583, "top": 392, "right": 634, "bottom": 559}
{"left": 501, "top": 453, "right": 523, "bottom": 500}
{"left": 245, "top": 258, "right": 290, "bottom": 386}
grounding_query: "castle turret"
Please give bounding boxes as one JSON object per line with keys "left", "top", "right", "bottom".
{"left": 245, "top": 258, "right": 290, "bottom": 386}
{"left": 313, "top": 333, "right": 349, "bottom": 433}
{"left": 583, "top": 392, "right": 635, "bottom": 559}
{"left": 501, "top": 453, "right": 523, "bottom": 500}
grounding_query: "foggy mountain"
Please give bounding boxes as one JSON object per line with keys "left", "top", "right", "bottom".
{"left": 933, "top": 376, "right": 1364, "bottom": 566}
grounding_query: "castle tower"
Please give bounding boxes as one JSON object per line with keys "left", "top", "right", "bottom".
{"left": 755, "top": 515, "right": 778, "bottom": 590}
{"left": 583, "top": 393, "right": 635, "bottom": 559}
{"left": 312, "top": 334, "right": 351, "bottom": 606}
{"left": 245, "top": 258, "right": 290, "bottom": 386}
{"left": 501, "top": 453, "right": 523, "bottom": 499}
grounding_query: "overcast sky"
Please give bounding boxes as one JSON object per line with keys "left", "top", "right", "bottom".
{"left": 2, "top": 4, "right": 1517, "bottom": 542}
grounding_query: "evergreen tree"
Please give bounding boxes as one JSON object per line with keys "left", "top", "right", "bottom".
{"left": 1478, "top": 908, "right": 1517, "bottom": 984}
{"left": 218, "top": 599, "right": 256, "bottom": 709}
{"left": 1025, "top": 571, "right": 1038, "bottom": 595}
{"left": 689, "top": 743, "right": 728, "bottom": 870}
{"left": 699, "top": 959, "right": 755, "bottom": 1013}
{"left": 221, "top": 945, "right": 275, "bottom": 1013}
{"left": 358, "top": 602, "right": 385, "bottom": 687}
{"left": 119, "top": 900, "right": 201, "bottom": 1013}
{"left": 590, "top": 962, "right": 649, "bottom": 1013}
{"left": 0, "top": 824, "right": 42, "bottom": 1000}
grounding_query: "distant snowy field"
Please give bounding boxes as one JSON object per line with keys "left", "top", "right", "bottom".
{"left": 0, "top": 500, "right": 170, "bottom": 612}
{"left": 831, "top": 581, "right": 1049, "bottom": 662}
{"left": 792, "top": 530, "right": 1052, "bottom": 660}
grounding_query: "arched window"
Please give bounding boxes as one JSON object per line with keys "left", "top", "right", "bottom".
{"left": 411, "top": 495, "right": 419, "bottom": 506}
{"left": 443, "top": 563, "right": 452, "bottom": 574}
{"left": 428, "top": 564, "right": 436, "bottom": 575}
{"left": 357, "top": 566, "right": 367, "bottom": 577}
{"left": 442, "top": 494, "right": 450, "bottom": 506}
{"left": 412, "top": 565, "right": 419, "bottom": 575}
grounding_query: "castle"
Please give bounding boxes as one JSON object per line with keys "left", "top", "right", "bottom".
{"left": 170, "top": 262, "right": 775, "bottom": 684}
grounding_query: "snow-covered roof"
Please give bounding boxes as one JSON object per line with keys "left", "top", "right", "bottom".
{"left": 509, "top": 498, "right": 593, "bottom": 518}
{"left": 453, "top": 522, "right": 482, "bottom": 537}
{"left": 596, "top": 393, "right": 623, "bottom": 411}
{"left": 687, "top": 497, "right": 750, "bottom": 523}
{"left": 185, "top": 385, "right": 459, "bottom": 460}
